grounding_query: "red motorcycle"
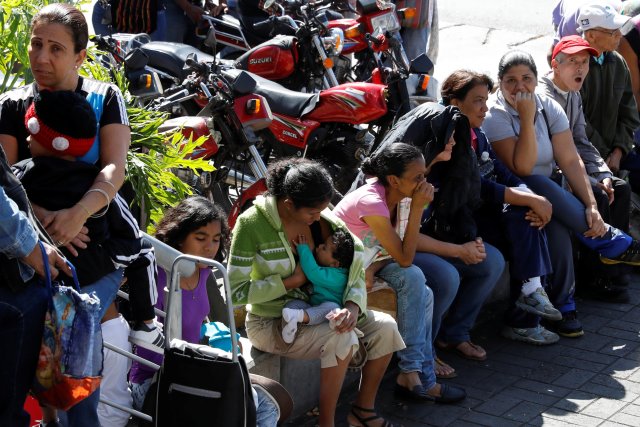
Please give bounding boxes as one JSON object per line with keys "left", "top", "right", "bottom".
{"left": 158, "top": 54, "right": 388, "bottom": 225}
{"left": 203, "top": 0, "right": 346, "bottom": 92}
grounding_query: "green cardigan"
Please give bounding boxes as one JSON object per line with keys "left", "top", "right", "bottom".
{"left": 228, "top": 195, "right": 367, "bottom": 319}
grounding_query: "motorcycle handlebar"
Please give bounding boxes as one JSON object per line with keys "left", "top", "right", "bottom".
{"left": 163, "top": 88, "right": 191, "bottom": 103}
{"left": 253, "top": 18, "right": 275, "bottom": 34}
{"left": 365, "top": 33, "right": 383, "bottom": 46}
{"left": 184, "top": 57, "right": 209, "bottom": 76}
{"left": 163, "top": 84, "right": 191, "bottom": 97}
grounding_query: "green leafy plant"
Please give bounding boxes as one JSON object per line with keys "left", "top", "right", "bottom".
{"left": 0, "top": 0, "right": 214, "bottom": 230}
{"left": 83, "top": 60, "right": 214, "bottom": 228}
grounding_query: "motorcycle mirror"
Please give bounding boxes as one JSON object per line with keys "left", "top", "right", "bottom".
{"left": 409, "top": 54, "right": 434, "bottom": 75}
{"left": 184, "top": 52, "right": 199, "bottom": 70}
{"left": 262, "top": 0, "right": 275, "bottom": 10}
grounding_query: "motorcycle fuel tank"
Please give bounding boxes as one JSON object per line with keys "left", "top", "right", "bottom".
{"left": 234, "top": 35, "right": 297, "bottom": 81}
{"left": 304, "top": 82, "right": 388, "bottom": 124}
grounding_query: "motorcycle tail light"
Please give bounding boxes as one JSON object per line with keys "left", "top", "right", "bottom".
{"left": 139, "top": 74, "right": 152, "bottom": 89}
{"left": 246, "top": 98, "right": 261, "bottom": 114}
{"left": 399, "top": 7, "right": 416, "bottom": 21}
{"left": 344, "top": 24, "right": 363, "bottom": 39}
{"left": 235, "top": 94, "right": 272, "bottom": 131}
{"left": 419, "top": 74, "right": 430, "bottom": 91}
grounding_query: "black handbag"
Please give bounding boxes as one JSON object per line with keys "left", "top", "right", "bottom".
{"left": 154, "top": 342, "right": 256, "bottom": 427}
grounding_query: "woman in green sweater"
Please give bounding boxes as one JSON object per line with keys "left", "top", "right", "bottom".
{"left": 229, "top": 158, "right": 405, "bottom": 427}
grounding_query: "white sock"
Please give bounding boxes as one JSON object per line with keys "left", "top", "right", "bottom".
{"left": 521, "top": 277, "right": 542, "bottom": 296}
{"left": 282, "top": 308, "right": 304, "bottom": 344}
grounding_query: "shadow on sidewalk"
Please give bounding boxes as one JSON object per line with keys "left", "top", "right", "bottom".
{"left": 286, "top": 276, "right": 640, "bottom": 426}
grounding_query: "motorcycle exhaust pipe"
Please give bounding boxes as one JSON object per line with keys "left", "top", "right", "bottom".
{"left": 224, "top": 168, "right": 257, "bottom": 187}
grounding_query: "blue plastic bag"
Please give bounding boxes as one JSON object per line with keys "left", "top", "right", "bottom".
{"left": 200, "top": 321, "right": 241, "bottom": 353}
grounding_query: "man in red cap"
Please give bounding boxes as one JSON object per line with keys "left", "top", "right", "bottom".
{"left": 539, "top": 34, "right": 633, "bottom": 302}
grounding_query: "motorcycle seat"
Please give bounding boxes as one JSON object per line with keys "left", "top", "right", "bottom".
{"left": 224, "top": 69, "right": 319, "bottom": 117}
{"left": 140, "top": 42, "right": 216, "bottom": 80}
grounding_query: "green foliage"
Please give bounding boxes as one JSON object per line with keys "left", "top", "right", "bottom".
{"left": 82, "top": 59, "right": 215, "bottom": 229}
{"left": 0, "top": 0, "right": 215, "bottom": 230}
{"left": 0, "top": 0, "right": 40, "bottom": 91}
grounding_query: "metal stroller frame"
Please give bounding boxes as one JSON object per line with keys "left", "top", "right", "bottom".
{"left": 99, "top": 232, "right": 241, "bottom": 423}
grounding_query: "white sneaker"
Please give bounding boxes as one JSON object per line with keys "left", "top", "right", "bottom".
{"left": 501, "top": 325, "right": 559, "bottom": 345}
{"left": 281, "top": 308, "right": 303, "bottom": 344}
{"left": 515, "top": 288, "right": 562, "bottom": 320}
{"left": 129, "top": 319, "right": 165, "bottom": 353}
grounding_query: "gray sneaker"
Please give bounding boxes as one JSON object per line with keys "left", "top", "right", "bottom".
{"left": 501, "top": 325, "right": 559, "bottom": 345}
{"left": 515, "top": 288, "right": 562, "bottom": 320}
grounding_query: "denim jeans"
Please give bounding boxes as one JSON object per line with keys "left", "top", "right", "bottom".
{"left": 401, "top": 27, "right": 429, "bottom": 62}
{"left": 0, "top": 280, "right": 49, "bottom": 427}
{"left": 59, "top": 268, "right": 125, "bottom": 427}
{"left": 164, "top": 0, "right": 197, "bottom": 45}
{"left": 255, "top": 386, "right": 279, "bottom": 427}
{"left": 413, "top": 243, "right": 505, "bottom": 345}
{"left": 476, "top": 204, "right": 553, "bottom": 328}
{"left": 521, "top": 175, "right": 632, "bottom": 313}
{"left": 376, "top": 263, "right": 436, "bottom": 389}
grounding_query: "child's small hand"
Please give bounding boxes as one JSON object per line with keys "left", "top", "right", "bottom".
{"left": 291, "top": 234, "right": 308, "bottom": 248}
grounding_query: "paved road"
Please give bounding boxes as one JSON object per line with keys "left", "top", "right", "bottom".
{"left": 433, "top": 0, "right": 559, "bottom": 94}
{"left": 439, "top": 0, "right": 558, "bottom": 35}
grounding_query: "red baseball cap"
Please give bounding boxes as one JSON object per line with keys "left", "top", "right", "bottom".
{"left": 552, "top": 35, "right": 598, "bottom": 61}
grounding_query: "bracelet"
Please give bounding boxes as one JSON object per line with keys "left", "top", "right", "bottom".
{"left": 76, "top": 202, "right": 92, "bottom": 217}
{"left": 86, "top": 188, "right": 111, "bottom": 205}
{"left": 90, "top": 205, "right": 109, "bottom": 218}
{"left": 85, "top": 188, "right": 111, "bottom": 218}
{"left": 96, "top": 179, "right": 117, "bottom": 195}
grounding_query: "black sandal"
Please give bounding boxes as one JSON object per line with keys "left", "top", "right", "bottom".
{"left": 348, "top": 404, "right": 396, "bottom": 427}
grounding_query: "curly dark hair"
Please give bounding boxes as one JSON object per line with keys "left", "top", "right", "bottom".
{"left": 154, "top": 196, "right": 230, "bottom": 261}
{"left": 330, "top": 229, "right": 354, "bottom": 268}
{"left": 266, "top": 157, "right": 334, "bottom": 208}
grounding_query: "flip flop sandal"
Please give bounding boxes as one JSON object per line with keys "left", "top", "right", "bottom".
{"left": 438, "top": 340, "right": 487, "bottom": 361}
{"left": 349, "top": 405, "right": 397, "bottom": 427}
{"left": 435, "top": 357, "right": 457, "bottom": 379}
{"left": 453, "top": 341, "right": 487, "bottom": 361}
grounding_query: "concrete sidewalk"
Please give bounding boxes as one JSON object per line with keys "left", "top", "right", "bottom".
{"left": 287, "top": 276, "right": 640, "bottom": 426}
{"left": 432, "top": 20, "right": 553, "bottom": 97}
